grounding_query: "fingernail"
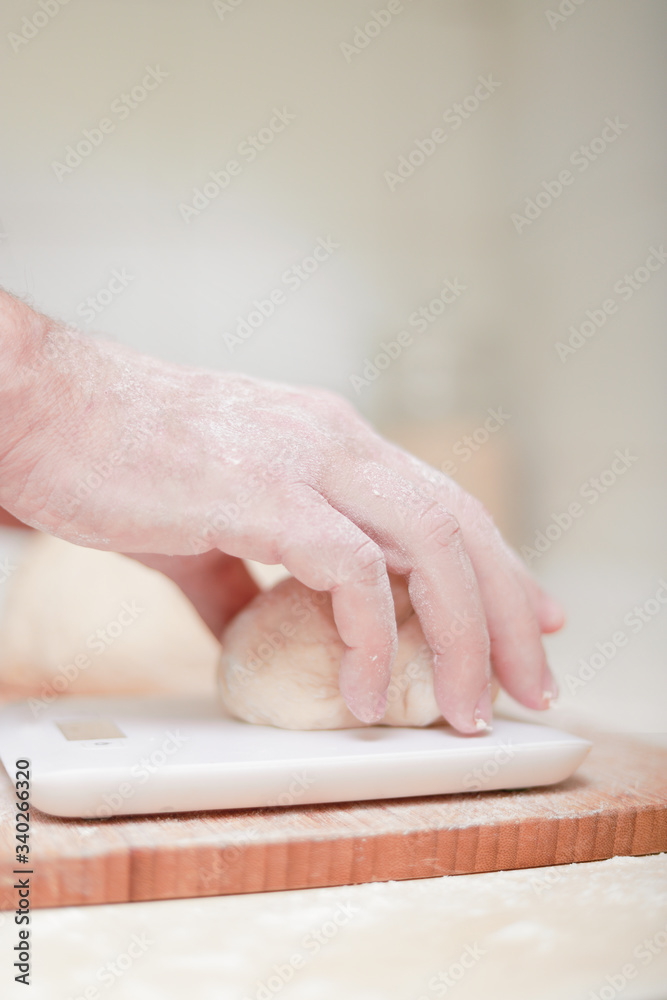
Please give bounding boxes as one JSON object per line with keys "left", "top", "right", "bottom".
{"left": 348, "top": 692, "right": 386, "bottom": 725}
{"left": 541, "top": 666, "right": 559, "bottom": 707}
{"left": 541, "top": 594, "right": 566, "bottom": 631}
{"left": 372, "top": 692, "right": 387, "bottom": 722}
{"left": 473, "top": 684, "right": 493, "bottom": 732}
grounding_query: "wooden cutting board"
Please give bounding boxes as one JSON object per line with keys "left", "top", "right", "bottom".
{"left": 0, "top": 730, "right": 665, "bottom": 909}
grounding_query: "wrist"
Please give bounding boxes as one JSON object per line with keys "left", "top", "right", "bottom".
{"left": 1, "top": 290, "right": 63, "bottom": 435}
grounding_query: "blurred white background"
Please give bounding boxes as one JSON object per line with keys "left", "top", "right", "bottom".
{"left": 0, "top": 0, "right": 665, "bottom": 736}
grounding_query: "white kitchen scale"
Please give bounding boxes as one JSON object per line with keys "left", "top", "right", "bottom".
{"left": 0, "top": 696, "right": 591, "bottom": 818}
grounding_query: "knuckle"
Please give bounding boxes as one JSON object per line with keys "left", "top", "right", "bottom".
{"left": 419, "top": 504, "right": 462, "bottom": 549}
{"left": 349, "top": 537, "right": 386, "bottom": 584}
{"left": 451, "top": 492, "right": 501, "bottom": 552}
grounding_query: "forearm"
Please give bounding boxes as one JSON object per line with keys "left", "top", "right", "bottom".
{"left": 0, "top": 290, "right": 48, "bottom": 458}
{"left": 0, "top": 290, "right": 86, "bottom": 529}
{"left": 0, "top": 288, "right": 234, "bottom": 550}
{"left": 0, "top": 290, "right": 156, "bottom": 537}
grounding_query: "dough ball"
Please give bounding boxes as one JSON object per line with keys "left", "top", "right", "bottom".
{"left": 218, "top": 574, "right": 443, "bottom": 729}
{"left": 0, "top": 534, "right": 221, "bottom": 699}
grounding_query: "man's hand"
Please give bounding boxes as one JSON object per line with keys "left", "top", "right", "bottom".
{"left": 0, "top": 291, "right": 564, "bottom": 732}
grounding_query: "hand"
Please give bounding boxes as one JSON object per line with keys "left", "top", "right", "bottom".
{"left": 0, "top": 300, "right": 564, "bottom": 732}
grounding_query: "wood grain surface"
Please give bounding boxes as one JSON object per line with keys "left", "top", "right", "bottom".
{"left": 0, "top": 731, "right": 665, "bottom": 909}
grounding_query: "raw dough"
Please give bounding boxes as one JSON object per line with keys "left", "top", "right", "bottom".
{"left": 0, "top": 534, "right": 221, "bottom": 700}
{"left": 218, "top": 574, "right": 444, "bottom": 729}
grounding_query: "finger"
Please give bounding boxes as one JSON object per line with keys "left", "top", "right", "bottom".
{"left": 503, "top": 546, "right": 566, "bottom": 633}
{"left": 407, "top": 520, "right": 493, "bottom": 734}
{"left": 276, "top": 487, "right": 397, "bottom": 725}
{"left": 323, "top": 466, "right": 493, "bottom": 734}
{"left": 445, "top": 498, "right": 559, "bottom": 709}
{"left": 517, "top": 573, "right": 566, "bottom": 634}
{"left": 370, "top": 448, "right": 559, "bottom": 710}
